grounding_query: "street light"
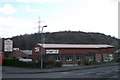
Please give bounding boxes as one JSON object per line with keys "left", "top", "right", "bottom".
{"left": 40, "top": 25, "right": 47, "bottom": 69}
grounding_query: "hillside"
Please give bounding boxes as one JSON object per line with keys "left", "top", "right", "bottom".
{"left": 4, "top": 31, "right": 118, "bottom": 50}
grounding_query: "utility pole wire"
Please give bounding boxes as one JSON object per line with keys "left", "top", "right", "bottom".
{"left": 38, "top": 17, "right": 41, "bottom": 33}
{"left": 38, "top": 17, "right": 45, "bottom": 33}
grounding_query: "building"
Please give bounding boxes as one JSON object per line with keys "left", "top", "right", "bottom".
{"left": 32, "top": 43, "right": 114, "bottom": 66}
{"left": 0, "top": 38, "right": 2, "bottom": 52}
{"left": 12, "top": 50, "right": 32, "bottom": 59}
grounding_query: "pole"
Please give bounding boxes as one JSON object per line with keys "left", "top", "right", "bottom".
{"left": 38, "top": 17, "right": 42, "bottom": 68}
{"left": 37, "top": 17, "right": 47, "bottom": 69}
{"left": 41, "top": 25, "right": 47, "bottom": 69}
{"left": 40, "top": 27, "right": 43, "bottom": 69}
{"left": 38, "top": 17, "right": 41, "bottom": 33}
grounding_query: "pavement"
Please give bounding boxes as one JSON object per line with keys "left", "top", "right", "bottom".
{"left": 2, "top": 62, "right": 119, "bottom": 74}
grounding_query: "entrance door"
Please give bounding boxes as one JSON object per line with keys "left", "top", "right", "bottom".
{"left": 77, "top": 56, "right": 82, "bottom": 65}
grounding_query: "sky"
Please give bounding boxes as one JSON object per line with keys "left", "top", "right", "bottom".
{"left": 0, "top": 0, "right": 119, "bottom": 38}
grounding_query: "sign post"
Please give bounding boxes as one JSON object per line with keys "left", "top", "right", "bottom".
{"left": 4, "top": 39, "right": 13, "bottom": 52}
{"left": 4, "top": 39, "right": 13, "bottom": 58}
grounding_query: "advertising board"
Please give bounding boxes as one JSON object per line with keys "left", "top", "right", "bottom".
{"left": 4, "top": 39, "right": 13, "bottom": 52}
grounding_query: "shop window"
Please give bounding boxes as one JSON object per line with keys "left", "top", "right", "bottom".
{"left": 109, "top": 54, "right": 113, "bottom": 57}
{"left": 86, "top": 56, "right": 93, "bottom": 61}
{"left": 22, "top": 57, "right": 27, "bottom": 59}
{"left": 77, "top": 57, "right": 82, "bottom": 61}
{"left": 66, "top": 57, "right": 72, "bottom": 61}
{"left": 55, "top": 57, "right": 60, "bottom": 61}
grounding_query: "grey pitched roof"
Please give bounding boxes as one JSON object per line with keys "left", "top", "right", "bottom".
{"left": 21, "top": 50, "right": 32, "bottom": 55}
{"left": 37, "top": 43, "right": 114, "bottom": 49}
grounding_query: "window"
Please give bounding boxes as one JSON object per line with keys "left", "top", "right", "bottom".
{"left": 35, "top": 47, "right": 39, "bottom": 52}
{"left": 22, "top": 57, "right": 27, "bottom": 59}
{"left": 77, "top": 57, "right": 82, "bottom": 61}
{"left": 55, "top": 57, "right": 60, "bottom": 61}
{"left": 66, "top": 57, "right": 72, "bottom": 61}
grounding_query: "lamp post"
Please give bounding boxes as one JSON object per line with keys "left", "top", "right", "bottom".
{"left": 40, "top": 25, "right": 47, "bottom": 69}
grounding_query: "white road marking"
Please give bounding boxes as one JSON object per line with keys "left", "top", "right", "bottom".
{"left": 96, "top": 72, "right": 102, "bottom": 75}
{"left": 62, "top": 72, "right": 70, "bottom": 74}
{"left": 86, "top": 72, "right": 91, "bottom": 74}
{"left": 76, "top": 72, "right": 91, "bottom": 76}
{"left": 76, "top": 73, "right": 85, "bottom": 75}
{"left": 115, "top": 70, "right": 119, "bottom": 72}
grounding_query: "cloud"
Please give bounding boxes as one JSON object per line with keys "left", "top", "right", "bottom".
{"left": 44, "top": 0, "right": 118, "bottom": 37}
{"left": 0, "top": 0, "right": 118, "bottom": 38}
{"left": 15, "top": 0, "right": 63, "bottom": 3}
{"left": 0, "top": 16, "right": 37, "bottom": 38}
{"left": 0, "top": 4, "right": 16, "bottom": 15}
{"left": 25, "top": 5, "right": 40, "bottom": 12}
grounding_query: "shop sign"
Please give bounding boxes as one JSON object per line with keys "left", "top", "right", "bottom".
{"left": 35, "top": 47, "right": 40, "bottom": 52}
{"left": 46, "top": 49, "right": 59, "bottom": 54}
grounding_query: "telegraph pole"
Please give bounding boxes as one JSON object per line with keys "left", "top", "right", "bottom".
{"left": 38, "top": 17, "right": 41, "bottom": 35}
{"left": 38, "top": 17, "right": 42, "bottom": 68}
{"left": 37, "top": 17, "right": 47, "bottom": 69}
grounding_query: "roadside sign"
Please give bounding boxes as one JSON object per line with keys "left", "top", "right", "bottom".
{"left": 4, "top": 39, "right": 13, "bottom": 52}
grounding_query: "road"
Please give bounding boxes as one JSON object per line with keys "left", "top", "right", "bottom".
{"left": 2, "top": 65, "right": 119, "bottom": 79}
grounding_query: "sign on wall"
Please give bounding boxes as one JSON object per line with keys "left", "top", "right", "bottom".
{"left": 46, "top": 49, "right": 59, "bottom": 54}
{"left": 13, "top": 48, "right": 19, "bottom": 51}
{"left": 35, "top": 47, "right": 40, "bottom": 52}
{"left": 4, "top": 39, "right": 13, "bottom": 52}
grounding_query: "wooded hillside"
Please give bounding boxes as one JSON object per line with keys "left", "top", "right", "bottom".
{"left": 4, "top": 31, "right": 118, "bottom": 50}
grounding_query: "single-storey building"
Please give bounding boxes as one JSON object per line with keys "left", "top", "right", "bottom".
{"left": 32, "top": 43, "right": 114, "bottom": 66}
{"left": 11, "top": 50, "right": 32, "bottom": 59}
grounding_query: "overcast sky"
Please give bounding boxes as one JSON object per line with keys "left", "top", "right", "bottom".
{"left": 0, "top": 0, "right": 119, "bottom": 38}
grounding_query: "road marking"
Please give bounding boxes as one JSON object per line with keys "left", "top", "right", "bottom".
{"left": 62, "top": 72, "right": 70, "bottom": 74}
{"left": 96, "top": 72, "right": 102, "bottom": 75}
{"left": 115, "top": 70, "right": 119, "bottom": 72}
{"left": 76, "top": 73, "right": 85, "bottom": 75}
{"left": 86, "top": 72, "right": 91, "bottom": 74}
{"left": 76, "top": 72, "right": 91, "bottom": 76}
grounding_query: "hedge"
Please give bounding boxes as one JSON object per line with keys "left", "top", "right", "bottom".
{"left": 3, "top": 59, "right": 63, "bottom": 68}
{"left": 3, "top": 58, "right": 39, "bottom": 68}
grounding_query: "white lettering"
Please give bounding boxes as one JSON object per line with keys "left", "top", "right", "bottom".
{"left": 46, "top": 50, "right": 59, "bottom": 54}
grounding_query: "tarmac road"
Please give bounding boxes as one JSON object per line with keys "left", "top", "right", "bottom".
{"left": 2, "top": 64, "right": 119, "bottom": 79}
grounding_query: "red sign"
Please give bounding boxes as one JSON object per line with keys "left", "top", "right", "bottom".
{"left": 0, "top": 52, "right": 4, "bottom": 65}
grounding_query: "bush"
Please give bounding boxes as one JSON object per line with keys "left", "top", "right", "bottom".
{"left": 43, "top": 61, "right": 63, "bottom": 68}
{"left": 3, "top": 58, "right": 63, "bottom": 68}
{"left": 55, "top": 62, "right": 63, "bottom": 67}
{"left": 3, "top": 58, "right": 38, "bottom": 68}
{"left": 43, "top": 61, "right": 55, "bottom": 68}
{"left": 84, "top": 59, "right": 96, "bottom": 65}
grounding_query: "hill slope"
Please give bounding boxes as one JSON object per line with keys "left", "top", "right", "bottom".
{"left": 6, "top": 31, "right": 118, "bottom": 50}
